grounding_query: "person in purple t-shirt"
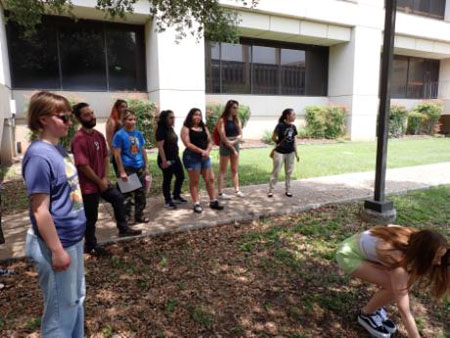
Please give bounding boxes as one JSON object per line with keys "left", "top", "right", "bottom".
{"left": 71, "top": 103, "right": 141, "bottom": 255}
{"left": 23, "top": 91, "right": 86, "bottom": 337}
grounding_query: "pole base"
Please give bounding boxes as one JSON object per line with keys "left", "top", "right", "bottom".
{"left": 361, "top": 200, "right": 396, "bottom": 225}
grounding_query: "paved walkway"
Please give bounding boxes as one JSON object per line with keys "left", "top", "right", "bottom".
{"left": 2, "top": 162, "right": 450, "bottom": 261}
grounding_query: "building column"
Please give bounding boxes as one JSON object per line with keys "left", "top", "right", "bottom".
{"left": 145, "top": 20, "right": 206, "bottom": 134}
{"left": 438, "top": 58, "right": 450, "bottom": 115}
{"left": 445, "top": 0, "right": 450, "bottom": 22}
{"left": 0, "top": 8, "right": 14, "bottom": 165}
{"left": 328, "top": 25, "right": 382, "bottom": 141}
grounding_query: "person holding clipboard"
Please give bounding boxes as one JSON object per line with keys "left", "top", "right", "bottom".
{"left": 112, "top": 110, "right": 150, "bottom": 225}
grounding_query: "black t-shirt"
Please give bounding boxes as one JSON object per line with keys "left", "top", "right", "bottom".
{"left": 156, "top": 127, "right": 179, "bottom": 160}
{"left": 274, "top": 122, "right": 298, "bottom": 154}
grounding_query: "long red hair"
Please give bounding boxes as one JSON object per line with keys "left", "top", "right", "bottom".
{"left": 109, "top": 99, "right": 127, "bottom": 123}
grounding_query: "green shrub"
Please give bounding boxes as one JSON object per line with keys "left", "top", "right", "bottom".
{"left": 414, "top": 102, "right": 442, "bottom": 134}
{"left": 127, "top": 98, "right": 157, "bottom": 148}
{"left": 303, "top": 105, "right": 347, "bottom": 139}
{"left": 325, "top": 106, "right": 346, "bottom": 139}
{"left": 389, "top": 105, "right": 408, "bottom": 138}
{"left": 28, "top": 98, "right": 79, "bottom": 152}
{"left": 261, "top": 129, "right": 275, "bottom": 145}
{"left": 407, "top": 111, "right": 423, "bottom": 135}
{"left": 205, "top": 103, "right": 251, "bottom": 134}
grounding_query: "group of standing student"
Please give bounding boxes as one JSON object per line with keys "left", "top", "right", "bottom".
{"left": 22, "top": 91, "right": 449, "bottom": 338}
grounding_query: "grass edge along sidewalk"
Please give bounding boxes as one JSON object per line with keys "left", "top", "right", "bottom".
{"left": 1, "top": 186, "right": 449, "bottom": 337}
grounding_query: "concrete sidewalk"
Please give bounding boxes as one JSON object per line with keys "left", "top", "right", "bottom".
{"left": 2, "top": 162, "right": 450, "bottom": 261}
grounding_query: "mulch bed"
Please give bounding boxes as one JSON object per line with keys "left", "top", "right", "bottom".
{"left": 0, "top": 203, "right": 447, "bottom": 337}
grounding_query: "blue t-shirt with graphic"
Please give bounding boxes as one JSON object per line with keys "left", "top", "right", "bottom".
{"left": 22, "top": 141, "right": 86, "bottom": 248}
{"left": 112, "top": 129, "right": 146, "bottom": 169}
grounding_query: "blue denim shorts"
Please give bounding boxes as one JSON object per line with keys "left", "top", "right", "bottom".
{"left": 183, "top": 149, "right": 211, "bottom": 171}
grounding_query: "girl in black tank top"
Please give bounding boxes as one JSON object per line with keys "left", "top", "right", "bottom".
{"left": 217, "top": 100, "right": 244, "bottom": 199}
{"left": 181, "top": 108, "right": 224, "bottom": 213}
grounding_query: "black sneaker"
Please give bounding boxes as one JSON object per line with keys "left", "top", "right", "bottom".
{"left": 377, "top": 307, "right": 396, "bottom": 334}
{"left": 358, "top": 311, "right": 391, "bottom": 338}
{"left": 209, "top": 200, "right": 224, "bottom": 210}
{"left": 85, "top": 246, "right": 110, "bottom": 257}
{"left": 164, "top": 201, "right": 177, "bottom": 209}
{"left": 193, "top": 203, "right": 203, "bottom": 213}
{"left": 119, "top": 228, "right": 142, "bottom": 237}
{"left": 173, "top": 196, "right": 188, "bottom": 204}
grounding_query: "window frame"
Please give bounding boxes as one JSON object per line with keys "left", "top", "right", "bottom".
{"left": 6, "top": 15, "right": 147, "bottom": 92}
{"left": 205, "top": 37, "right": 328, "bottom": 97}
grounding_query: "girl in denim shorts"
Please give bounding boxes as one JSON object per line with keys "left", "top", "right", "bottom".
{"left": 181, "top": 108, "right": 224, "bottom": 213}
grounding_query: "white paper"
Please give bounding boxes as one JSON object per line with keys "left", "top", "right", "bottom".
{"left": 117, "top": 173, "right": 142, "bottom": 193}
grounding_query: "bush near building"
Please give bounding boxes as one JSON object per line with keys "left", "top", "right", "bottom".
{"left": 205, "top": 103, "right": 251, "bottom": 135}
{"left": 407, "top": 102, "right": 443, "bottom": 135}
{"left": 127, "top": 98, "right": 157, "bottom": 148}
{"left": 389, "top": 105, "right": 408, "bottom": 138}
{"left": 302, "top": 105, "right": 347, "bottom": 139}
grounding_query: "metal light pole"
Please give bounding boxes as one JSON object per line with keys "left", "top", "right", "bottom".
{"left": 363, "top": 0, "right": 397, "bottom": 221}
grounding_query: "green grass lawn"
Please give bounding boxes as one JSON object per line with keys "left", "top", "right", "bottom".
{"left": 2, "top": 186, "right": 449, "bottom": 337}
{"left": 2, "top": 137, "right": 450, "bottom": 214}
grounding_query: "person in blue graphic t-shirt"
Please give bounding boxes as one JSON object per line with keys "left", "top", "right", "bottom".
{"left": 112, "top": 109, "right": 150, "bottom": 224}
{"left": 23, "top": 91, "right": 86, "bottom": 338}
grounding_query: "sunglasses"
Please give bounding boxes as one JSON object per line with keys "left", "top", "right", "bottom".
{"left": 55, "top": 113, "right": 73, "bottom": 124}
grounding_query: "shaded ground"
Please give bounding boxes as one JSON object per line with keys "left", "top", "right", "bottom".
{"left": 1, "top": 186, "right": 449, "bottom": 337}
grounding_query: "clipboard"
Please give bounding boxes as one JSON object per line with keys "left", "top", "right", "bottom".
{"left": 117, "top": 173, "right": 142, "bottom": 193}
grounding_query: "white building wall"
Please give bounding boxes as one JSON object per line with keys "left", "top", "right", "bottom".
{"left": 146, "top": 20, "right": 206, "bottom": 135}
{"left": 0, "top": 8, "right": 14, "bottom": 165}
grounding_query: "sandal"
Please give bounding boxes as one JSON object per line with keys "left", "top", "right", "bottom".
{"left": 267, "top": 192, "right": 273, "bottom": 198}
{"left": 285, "top": 192, "right": 293, "bottom": 198}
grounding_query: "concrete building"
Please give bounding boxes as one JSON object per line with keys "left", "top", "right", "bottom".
{"left": 1, "top": 0, "right": 450, "bottom": 164}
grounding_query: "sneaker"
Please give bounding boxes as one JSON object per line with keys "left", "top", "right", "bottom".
{"left": 85, "top": 246, "right": 110, "bottom": 257}
{"left": 285, "top": 192, "right": 293, "bottom": 197}
{"left": 358, "top": 311, "right": 391, "bottom": 338}
{"left": 119, "top": 228, "right": 143, "bottom": 237}
{"left": 173, "top": 196, "right": 188, "bottom": 204}
{"left": 218, "top": 192, "right": 232, "bottom": 200}
{"left": 209, "top": 200, "right": 224, "bottom": 210}
{"left": 193, "top": 203, "right": 203, "bottom": 213}
{"left": 235, "top": 190, "right": 245, "bottom": 198}
{"left": 267, "top": 192, "right": 273, "bottom": 198}
{"left": 134, "top": 217, "right": 150, "bottom": 224}
{"left": 164, "top": 201, "right": 177, "bottom": 209}
{"left": 377, "top": 307, "right": 396, "bottom": 334}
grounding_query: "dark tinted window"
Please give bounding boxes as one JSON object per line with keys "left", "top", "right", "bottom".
{"left": 6, "top": 16, "right": 146, "bottom": 91}
{"left": 397, "top": 0, "right": 446, "bottom": 19}
{"left": 252, "top": 45, "right": 279, "bottom": 94}
{"left": 6, "top": 19, "right": 59, "bottom": 89}
{"left": 205, "top": 39, "right": 328, "bottom": 96}
{"left": 280, "top": 49, "right": 306, "bottom": 95}
{"left": 221, "top": 43, "right": 251, "bottom": 94}
{"left": 391, "top": 55, "right": 439, "bottom": 99}
{"left": 205, "top": 41, "right": 221, "bottom": 93}
{"left": 59, "top": 21, "right": 107, "bottom": 90}
{"left": 106, "top": 26, "right": 146, "bottom": 91}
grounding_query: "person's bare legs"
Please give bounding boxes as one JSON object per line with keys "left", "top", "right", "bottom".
{"left": 230, "top": 152, "right": 240, "bottom": 192}
{"left": 202, "top": 167, "right": 216, "bottom": 201}
{"left": 352, "top": 261, "right": 395, "bottom": 314}
{"left": 187, "top": 170, "right": 201, "bottom": 204}
{"left": 218, "top": 155, "right": 229, "bottom": 194}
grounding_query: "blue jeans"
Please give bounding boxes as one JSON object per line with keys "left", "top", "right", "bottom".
{"left": 25, "top": 230, "right": 85, "bottom": 338}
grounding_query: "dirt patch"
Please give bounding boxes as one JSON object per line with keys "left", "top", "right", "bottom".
{"left": 0, "top": 203, "right": 447, "bottom": 337}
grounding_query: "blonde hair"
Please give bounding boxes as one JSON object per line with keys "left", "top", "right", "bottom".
{"left": 27, "top": 91, "right": 71, "bottom": 133}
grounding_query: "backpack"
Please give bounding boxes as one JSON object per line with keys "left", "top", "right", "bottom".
{"left": 213, "top": 122, "right": 221, "bottom": 146}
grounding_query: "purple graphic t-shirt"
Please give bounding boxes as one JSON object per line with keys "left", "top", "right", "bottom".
{"left": 22, "top": 141, "right": 86, "bottom": 248}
